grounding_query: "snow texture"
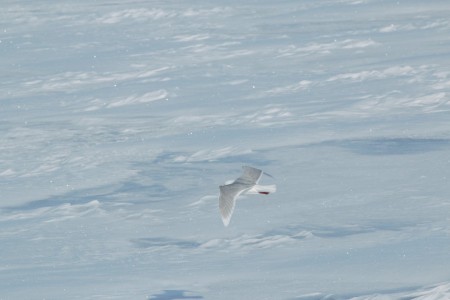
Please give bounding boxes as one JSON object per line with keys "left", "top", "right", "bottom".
{"left": 1, "top": 0, "right": 450, "bottom": 299}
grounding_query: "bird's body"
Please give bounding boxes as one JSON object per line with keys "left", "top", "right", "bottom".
{"left": 219, "top": 166, "right": 276, "bottom": 226}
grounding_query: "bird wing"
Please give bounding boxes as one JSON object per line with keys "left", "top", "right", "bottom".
{"left": 235, "top": 166, "right": 263, "bottom": 185}
{"left": 219, "top": 183, "right": 249, "bottom": 227}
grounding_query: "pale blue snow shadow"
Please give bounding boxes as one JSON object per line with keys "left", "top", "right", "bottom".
{"left": 289, "top": 294, "right": 342, "bottom": 300}
{"left": 148, "top": 290, "right": 203, "bottom": 300}
{"left": 3, "top": 180, "right": 171, "bottom": 211}
{"left": 263, "top": 223, "right": 412, "bottom": 240}
{"left": 131, "top": 221, "right": 411, "bottom": 253}
{"left": 4, "top": 162, "right": 202, "bottom": 211}
{"left": 131, "top": 237, "right": 201, "bottom": 249}
{"left": 310, "top": 221, "right": 409, "bottom": 238}
{"left": 289, "top": 285, "right": 421, "bottom": 300}
{"left": 152, "top": 149, "right": 272, "bottom": 166}
{"left": 326, "top": 138, "right": 450, "bottom": 156}
{"left": 266, "top": 220, "right": 411, "bottom": 240}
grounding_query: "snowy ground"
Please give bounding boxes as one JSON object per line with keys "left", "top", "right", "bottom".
{"left": 1, "top": 0, "right": 450, "bottom": 299}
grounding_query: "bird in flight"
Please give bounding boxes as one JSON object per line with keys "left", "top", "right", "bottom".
{"left": 219, "top": 166, "right": 276, "bottom": 226}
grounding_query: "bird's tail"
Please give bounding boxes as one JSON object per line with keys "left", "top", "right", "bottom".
{"left": 247, "top": 184, "right": 277, "bottom": 195}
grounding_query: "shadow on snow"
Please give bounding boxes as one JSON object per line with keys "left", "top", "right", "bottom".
{"left": 317, "top": 137, "right": 450, "bottom": 156}
{"left": 148, "top": 290, "right": 203, "bottom": 300}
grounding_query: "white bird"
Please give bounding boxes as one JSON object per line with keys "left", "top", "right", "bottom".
{"left": 219, "top": 166, "right": 276, "bottom": 226}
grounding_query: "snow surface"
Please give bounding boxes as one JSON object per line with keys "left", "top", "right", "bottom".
{"left": 1, "top": 0, "right": 450, "bottom": 299}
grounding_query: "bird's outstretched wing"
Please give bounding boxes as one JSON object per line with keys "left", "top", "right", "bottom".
{"left": 235, "top": 166, "right": 263, "bottom": 185}
{"left": 219, "top": 183, "right": 249, "bottom": 226}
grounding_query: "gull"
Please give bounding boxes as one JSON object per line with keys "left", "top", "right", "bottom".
{"left": 219, "top": 166, "right": 276, "bottom": 226}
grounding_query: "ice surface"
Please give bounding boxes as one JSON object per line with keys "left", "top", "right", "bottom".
{"left": 1, "top": 0, "right": 450, "bottom": 299}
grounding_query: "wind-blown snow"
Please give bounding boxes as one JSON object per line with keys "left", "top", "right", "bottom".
{"left": 1, "top": 0, "right": 450, "bottom": 299}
